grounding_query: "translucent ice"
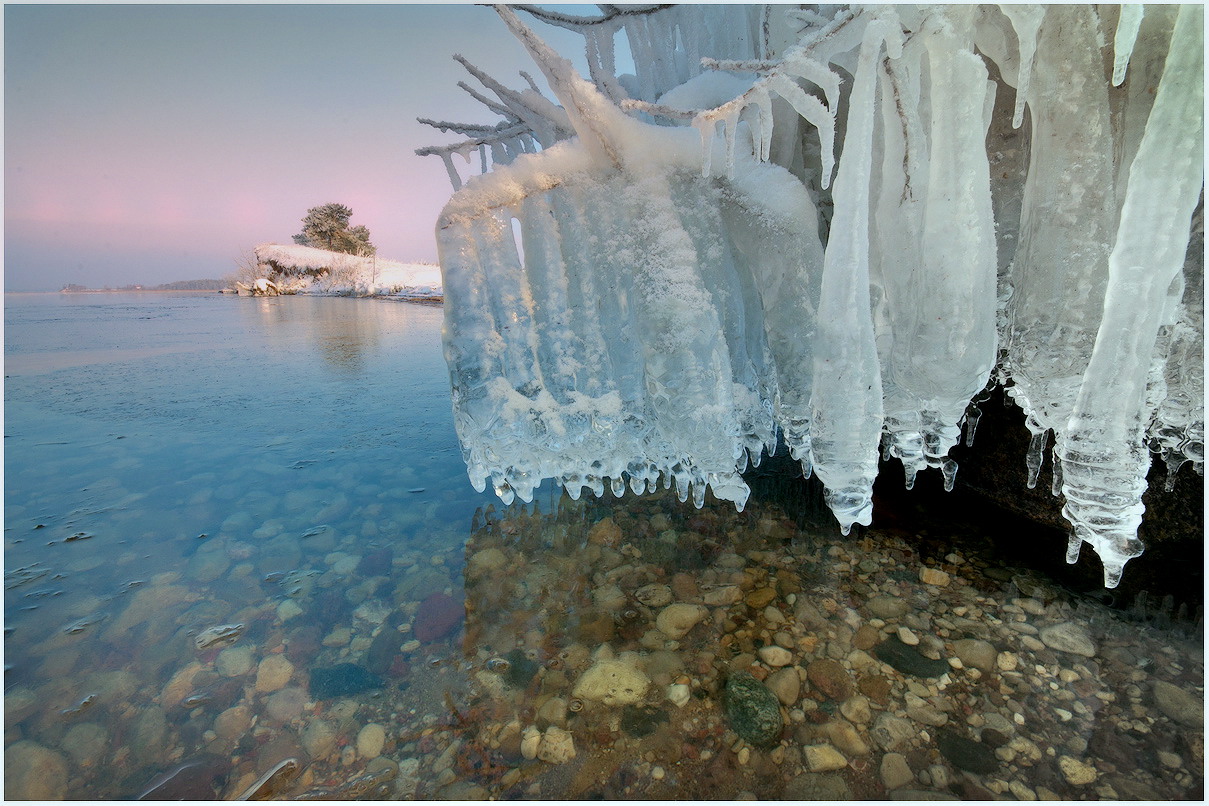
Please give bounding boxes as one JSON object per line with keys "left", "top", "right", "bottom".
{"left": 424, "top": 4, "right": 1203, "bottom": 587}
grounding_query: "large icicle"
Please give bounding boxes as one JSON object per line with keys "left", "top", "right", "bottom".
{"left": 1058, "top": 4, "right": 1204, "bottom": 587}
{"left": 1002, "top": 5, "right": 1118, "bottom": 480}
{"left": 808, "top": 16, "right": 901, "bottom": 534}
{"left": 877, "top": 15, "right": 999, "bottom": 492}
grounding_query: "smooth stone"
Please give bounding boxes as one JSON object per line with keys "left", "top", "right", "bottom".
{"left": 880, "top": 752, "right": 914, "bottom": 790}
{"left": 1057, "top": 755, "right": 1097, "bottom": 785}
{"left": 634, "top": 584, "right": 674, "bottom": 608}
{"left": 839, "top": 695, "right": 872, "bottom": 724}
{"left": 724, "top": 672, "right": 784, "bottom": 748}
{"left": 765, "top": 667, "right": 801, "bottom": 706}
{"left": 61, "top": 722, "right": 108, "bottom": 767}
{"left": 897, "top": 627, "right": 920, "bottom": 646}
{"left": 873, "top": 635, "right": 950, "bottom": 678}
{"left": 357, "top": 724, "right": 387, "bottom": 759}
{"left": 744, "top": 587, "right": 778, "bottom": 609}
{"left": 871, "top": 713, "right": 915, "bottom": 751}
{"left": 655, "top": 604, "right": 708, "bottom": 640}
{"left": 890, "top": 790, "right": 960, "bottom": 800}
{"left": 255, "top": 655, "right": 295, "bottom": 693}
{"left": 936, "top": 729, "right": 998, "bottom": 775}
{"left": 758, "top": 646, "right": 793, "bottom": 667}
{"left": 214, "top": 705, "right": 253, "bottom": 741}
{"left": 301, "top": 719, "right": 338, "bottom": 759}
{"left": 803, "top": 744, "right": 847, "bottom": 772}
{"left": 1152, "top": 680, "right": 1204, "bottom": 727}
{"left": 867, "top": 595, "right": 909, "bottom": 620}
{"left": 952, "top": 639, "right": 997, "bottom": 673}
{"left": 853, "top": 625, "right": 881, "bottom": 650}
{"left": 825, "top": 720, "right": 870, "bottom": 756}
{"left": 274, "top": 592, "right": 307, "bottom": 623}
{"left": 537, "top": 726, "right": 576, "bottom": 764}
{"left": 265, "top": 687, "right": 308, "bottom": 723}
{"left": 520, "top": 726, "right": 541, "bottom": 760}
{"left": 783, "top": 772, "right": 854, "bottom": 800}
{"left": 805, "top": 658, "right": 853, "bottom": 701}
{"left": 1038, "top": 623, "right": 1096, "bottom": 658}
{"left": 216, "top": 645, "right": 254, "bottom": 677}
{"left": 919, "top": 567, "right": 950, "bottom": 586}
{"left": 5, "top": 741, "right": 68, "bottom": 800}
{"left": 573, "top": 660, "right": 650, "bottom": 706}
{"left": 703, "top": 585, "right": 742, "bottom": 606}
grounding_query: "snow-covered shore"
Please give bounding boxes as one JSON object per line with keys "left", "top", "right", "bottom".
{"left": 247, "top": 243, "right": 442, "bottom": 301}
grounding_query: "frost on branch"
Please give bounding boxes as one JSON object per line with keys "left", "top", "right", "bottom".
{"left": 422, "top": 4, "right": 1204, "bottom": 587}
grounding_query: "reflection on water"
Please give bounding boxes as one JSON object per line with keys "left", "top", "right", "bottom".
{"left": 4, "top": 294, "right": 1203, "bottom": 801}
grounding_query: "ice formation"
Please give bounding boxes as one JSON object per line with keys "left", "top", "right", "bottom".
{"left": 422, "top": 4, "right": 1203, "bottom": 586}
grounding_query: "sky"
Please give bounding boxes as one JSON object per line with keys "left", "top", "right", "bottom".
{"left": 4, "top": 3, "right": 600, "bottom": 291}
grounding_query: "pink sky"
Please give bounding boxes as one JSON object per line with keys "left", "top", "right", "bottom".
{"left": 4, "top": 4, "right": 592, "bottom": 290}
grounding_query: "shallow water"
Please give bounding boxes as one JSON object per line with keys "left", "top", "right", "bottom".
{"left": 4, "top": 292, "right": 1203, "bottom": 800}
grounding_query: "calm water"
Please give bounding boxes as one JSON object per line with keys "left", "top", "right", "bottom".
{"left": 4, "top": 292, "right": 1203, "bottom": 801}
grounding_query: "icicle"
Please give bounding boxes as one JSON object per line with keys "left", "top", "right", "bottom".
{"left": 768, "top": 74, "right": 837, "bottom": 189}
{"left": 441, "top": 153, "right": 462, "bottom": 191}
{"left": 1059, "top": 3, "right": 1204, "bottom": 588}
{"left": 809, "top": 17, "right": 901, "bottom": 535}
{"left": 1000, "top": 5, "right": 1045, "bottom": 128}
{"left": 1112, "top": 4, "right": 1145, "bottom": 86}
{"left": 941, "top": 458, "right": 958, "bottom": 492}
{"left": 1025, "top": 427, "right": 1047, "bottom": 489}
{"left": 964, "top": 406, "right": 982, "bottom": 447}
{"left": 1050, "top": 445, "right": 1063, "bottom": 497}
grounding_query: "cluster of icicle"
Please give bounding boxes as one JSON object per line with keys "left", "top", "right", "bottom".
{"left": 422, "top": 4, "right": 1203, "bottom": 587}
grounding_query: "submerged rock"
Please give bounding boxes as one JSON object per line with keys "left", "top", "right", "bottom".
{"left": 308, "top": 663, "right": 383, "bottom": 699}
{"left": 724, "top": 672, "right": 783, "bottom": 747}
{"left": 413, "top": 593, "right": 463, "bottom": 642}
{"left": 936, "top": 728, "right": 998, "bottom": 775}
{"left": 873, "top": 635, "right": 950, "bottom": 678}
{"left": 573, "top": 659, "right": 650, "bottom": 706}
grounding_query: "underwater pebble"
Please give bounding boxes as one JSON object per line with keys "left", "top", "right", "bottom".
{"left": 757, "top": 646, "right": 793, "bottom": 667}
{"left": 357, "top": 724, "right": 386, "bottom": 760}
{"left": 655, "top": 604, "right": 708, "bottom": 640}
{"left": 803, "top": 744, "right": 847, "bottom": 772}
{"left": 919, "top": 567, "right": 950, "bottom": 586}
{"left": 880, "top": 752, "right": 914, "bottom": 789}
{"left": 255, "top": 655, "right": 295, "bottom": 693}
{"left": 1038, "top": 623, "right": 1096, "bottom": 658}
{"left": 1058, "top": 755, "right": 1098, "bottom": 785}
{"left": 5, "top": 741, "right": 68, "bottom": 800}
{"left": 573, "top": 660, "right": 650, "bottom": 706}
{"left": 537, "top": 726, "right": 576, "bottom": 764}
{"left": 216, "top": 645, "right": 254, "bottom": 677}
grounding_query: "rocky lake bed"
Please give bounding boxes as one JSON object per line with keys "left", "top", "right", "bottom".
{"left": 4, "top": 481, "right": 1203, "bottom": 800}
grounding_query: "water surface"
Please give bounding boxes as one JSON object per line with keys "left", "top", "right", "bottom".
{"left": 4, "top": 292, "right": 1203, "bottom": 801}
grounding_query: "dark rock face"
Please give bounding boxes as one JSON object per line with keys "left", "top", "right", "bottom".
{"left": 308, "top": 664, "right": 383, "bottom": 699}
{"left": 873, "top": 636, "right": 950, "bottom": 678}
{"left": 723, "top": 672, "right": 783, "bottom": 748}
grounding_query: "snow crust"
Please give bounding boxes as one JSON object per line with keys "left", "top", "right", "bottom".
{"left": 253, "top": 243, "right": 442, "bottom": 299}
{"left": 425, "top": 4, "right": 1204, "bottom": 587}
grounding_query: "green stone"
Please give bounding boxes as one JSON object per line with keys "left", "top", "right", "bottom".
{"left": 724, "top": 672, "right": 783, "bottom": 747}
